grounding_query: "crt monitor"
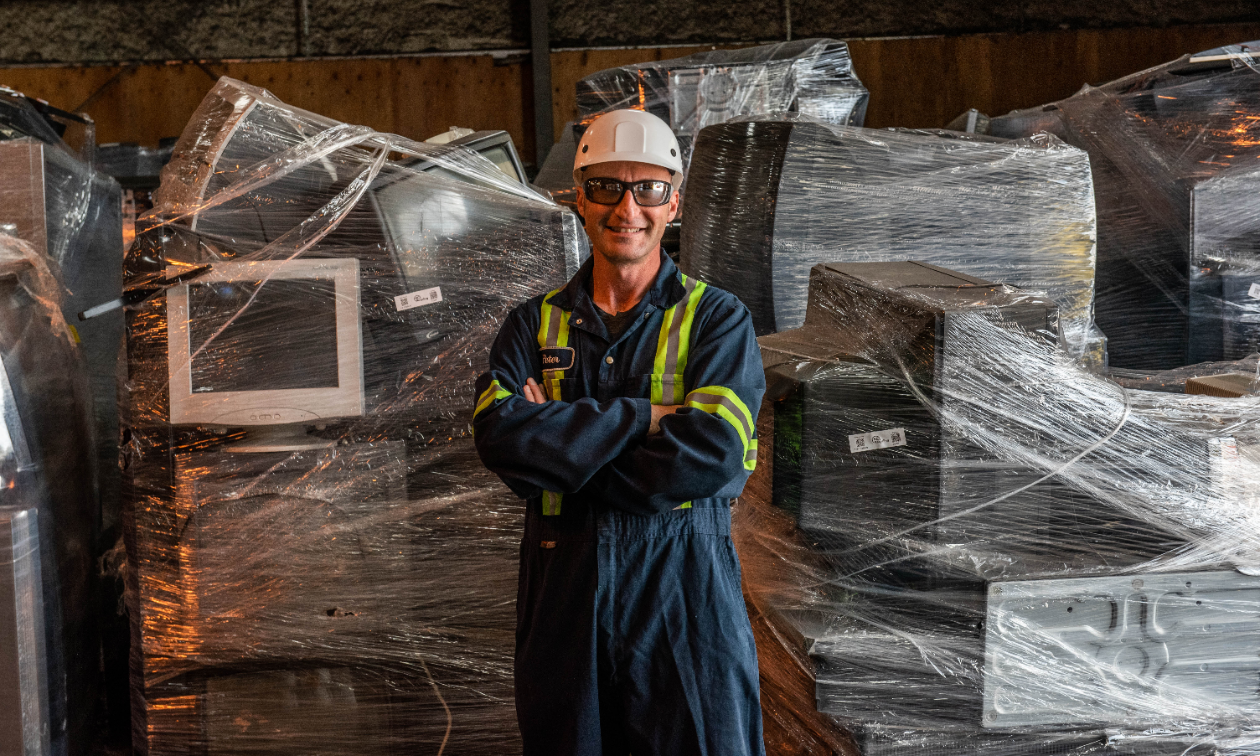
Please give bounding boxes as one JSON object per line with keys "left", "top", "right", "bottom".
{"left": 166, "top": 258, "right": 364, "bottom": 436}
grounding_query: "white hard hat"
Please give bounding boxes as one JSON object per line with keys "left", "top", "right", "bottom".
{"left": 572, "top": 109, "right": 684, "bottom": 186}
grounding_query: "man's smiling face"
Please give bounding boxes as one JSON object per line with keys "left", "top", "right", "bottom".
{"left": 576, "top": 160, "right": 680, "bottom": 267}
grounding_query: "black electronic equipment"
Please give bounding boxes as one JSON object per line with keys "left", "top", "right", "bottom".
{"left": 681, "top": 120, "right": 1102, "bottom": 366}
{"left": 760, "top": 262, "right": 1171, "bottom": 583}
{"left": 989, "top": 42, "right": 1260, "bottom": 369}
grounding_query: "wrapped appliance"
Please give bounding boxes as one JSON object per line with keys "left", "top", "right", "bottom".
{"left": 575, "top": 39, "right": 868, "bottom": 183}
{"left": 0, "top": 507, "right": 50, "bottom": 756}
{"left": 0, "top": 106, "right": 123, "bottom": 504}
{"left": 681, "top": 117, "right": 1103, "bottom": 366}
{"left": 123, "top": 77, "right": 583, "bottom": 754}
{"left": 0, "top": 233, "right": 100, "bottom": 756}
{"left": 989, "top": 42, "right": 1260, "bottom": 369}
{"left": 735, "top": 260, "right": 1260, "bottom": 754}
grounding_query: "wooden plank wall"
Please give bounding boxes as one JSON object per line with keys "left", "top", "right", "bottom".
{"left": 2, "top": 22, "right": 1258, "bottom": 164}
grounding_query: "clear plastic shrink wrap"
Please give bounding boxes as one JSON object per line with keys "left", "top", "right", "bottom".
{"left": 0, "top": 87, "right": 124, "bottom": 531}
{"left": 122, "top": 77, "right": 584, "bottom": 755}
{"left": 0, "top": 506, "right": 50, "bottom": 756}
{"left": 573, "top": 40, "right": 868, "bottom": 184}
{"left": 988, "top": 42, "right": 1260, "bottom": 370}
{"left": 680, "top": 116, "right": 1104, "bottom": 366}
{"left": 0, "top": 232, "right": 100, "bottom": 756}
{"left": 733, "top": 260, "right": 1260, "bottom": 755}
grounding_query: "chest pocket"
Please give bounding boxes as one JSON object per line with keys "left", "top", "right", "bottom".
{"left": 536, "top": 276, "right": 708, "bottom": 516}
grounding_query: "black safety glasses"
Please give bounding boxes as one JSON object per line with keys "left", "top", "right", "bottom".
{"left": 582, "top": 178, "right": 674, "bottom": 207}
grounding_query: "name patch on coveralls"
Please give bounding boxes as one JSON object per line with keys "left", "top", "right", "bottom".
{"left": 540, "top": 347, "right": 575, "bottom": 371}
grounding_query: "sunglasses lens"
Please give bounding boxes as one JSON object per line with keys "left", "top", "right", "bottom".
{"left": 632, "top": 181, "right": 671, "bottom": 206}
{"left": 585, "top": 179, "right": 625, "bottom": 205}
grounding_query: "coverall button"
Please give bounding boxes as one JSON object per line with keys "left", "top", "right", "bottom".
{"left": 575, "top": 318, "right": 583, "bottom": 325}
{"left": 605, "top": 356, "right": 614, "bottom": 364}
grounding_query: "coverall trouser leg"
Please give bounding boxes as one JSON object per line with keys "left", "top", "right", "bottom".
{"left": 514, "top": 506, "right": 765, "bottom": 756}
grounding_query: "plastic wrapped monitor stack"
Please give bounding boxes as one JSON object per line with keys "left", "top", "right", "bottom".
{"left": 0, "top": 87, "right": 124, "bottom": 536}
{"left": 123, "top": 77, "right": 585, "bottom": 755}
{"left": 988, "top": 42, "right": 1260, "bottom": 370}
{"left": 734, "top": 261, "right": 1260, "bottom": 755}
{"left": 0, "top": 232, "right": 100, "bottom": 756}
{"left": 679, "top": 116, "right": 1104, "bottom": 368}
{"left": 567, "top": 39, "right": 869, "bottom": 191}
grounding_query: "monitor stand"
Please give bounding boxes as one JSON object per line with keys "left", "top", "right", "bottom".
{"left": 223, "top": 424, "right": 337, "bottom": 453}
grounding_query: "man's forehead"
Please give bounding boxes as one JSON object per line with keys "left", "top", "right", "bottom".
{"left": 583, "top": 160, "right": 672, "bottom": 181}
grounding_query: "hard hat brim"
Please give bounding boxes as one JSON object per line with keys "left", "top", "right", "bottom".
{"left": 572, "top": 153, "right": 682, "bottom": 188}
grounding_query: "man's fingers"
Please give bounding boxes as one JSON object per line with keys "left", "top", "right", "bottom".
{"left": 523, "top": 377, "right": 545, "bottom": 404}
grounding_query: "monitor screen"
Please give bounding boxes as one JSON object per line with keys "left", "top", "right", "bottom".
{"left": 166, "top": 258, "right": 363, "bottom": 427}
{"left": 477, "top": 144, "right": 522, "bottom": 183}
{"left": 188, "top": 279, "right": 340, "bottom": 393}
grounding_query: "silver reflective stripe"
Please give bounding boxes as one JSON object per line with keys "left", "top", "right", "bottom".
{"left": 687, "top": 389, "right": 754, "bottom": 442}
{"left": 663, "top": 276, "right": 700, "bottom": 372}
{"left": 545, "top": 302, "right": 563, "bottom": 347}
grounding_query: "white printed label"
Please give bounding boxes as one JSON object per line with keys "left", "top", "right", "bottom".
{"left": 849, "top": 427, "right": 907, "bottom": 454}
{"left": 1249, "top": 283, "right": 1260, "bottom": 299}
{"left": 394, "top": 286, "right": 443, "bottom": 311}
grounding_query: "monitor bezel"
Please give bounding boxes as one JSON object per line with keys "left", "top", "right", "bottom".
{"left": 166, "top": 258, "right": 364, "bottom": 427}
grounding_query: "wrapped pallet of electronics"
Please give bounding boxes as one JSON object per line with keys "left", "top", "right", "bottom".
{"left": 733, "top": 260, "right": 1260, "bottom": 755}
{"left": 680, "top": 115, "right": 1105, "bottom": 367}
{"left": 568, "top": 39, "right": 868, "bottom": 189}
{"left": 0, "top": 232, "right": 100, "bottom": 756}
{"left": 122, "top": 77, "right": 585, "bottom": 755}
{"left": 0, "top": 86, "right": 123, "bottom": 528}
{"left": 1, "top": 85, "right": 129, "bottom": 752}
{"left": 987, "top": 42, "right": 1260, "bottom": 370}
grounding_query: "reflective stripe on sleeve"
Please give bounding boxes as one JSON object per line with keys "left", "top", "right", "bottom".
{"left": 685, "top": 385, "right": 757, "bottom": 471}
{"left": 474, "top": 379, "right": 512, "bottom": 420}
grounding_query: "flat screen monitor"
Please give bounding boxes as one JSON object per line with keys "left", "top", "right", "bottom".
{"left": 166, "top": 258, "right": 363, "bottom": 427}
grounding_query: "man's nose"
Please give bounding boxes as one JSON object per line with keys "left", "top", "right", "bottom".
{"left": 610, "top": 187, "right": 642, "bottom": 220}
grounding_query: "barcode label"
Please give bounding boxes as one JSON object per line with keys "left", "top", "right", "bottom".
{"left": 849, "top": 428, "right": 907, "bottom": 454}
{"left": 1249, "top": 283, "right": 1260, "bottom": 299}
{"left": 395, "top": 286, "right": 443, "bottom": 311}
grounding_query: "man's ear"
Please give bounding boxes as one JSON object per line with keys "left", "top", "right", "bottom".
{"left": 667, "top": 182, "right": 681, "bottom": 223}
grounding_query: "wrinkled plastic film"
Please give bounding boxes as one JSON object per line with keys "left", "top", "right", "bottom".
{"left": 681, "top": 116, "right": 1103, "bottom": 367}
{"left": 575, "top": 39, "right": 868, "bottom": 183}
{"left": 124, "top": 78, "right": 584, "bottom": 754}
{"left": 0, "top": 94, "right": 123, "bottom": 542}
{"left": 0, "top": 506, "right": 50, "bottom": 756}
{"left": 989, "top": 41, "right": 1260, "bottom": 370}
{"left": 0, "top": 232, "right": 100, "bottom": 756}
{"left": 735, "top": 261, "right": 1260, "bottom": 754}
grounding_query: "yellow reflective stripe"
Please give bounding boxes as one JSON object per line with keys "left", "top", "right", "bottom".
{"left": 651, "top": 308, "right": 675, "bottom": 404}
{"left": 537, "top": 287, "right": 571, "bottom": 401}
{"left": 745, "top": 438, "right": 758, "bottom": 471}
{"left": 672, "top": 278, "right": 706, "bottom": 403}
{"left": 651, "top": 274, "right": 707, "bottom": 405}
{"left": 678, "top": 501, "right": 692, "bottom": 509}
{"left": 474, "top": 379, "right": 512, "bottom": 419}
{"left": 542, "top": 490, "right": 563, "bottom": 516}
{"left": 685, "top": 385, "right": 757, "bottom": 470}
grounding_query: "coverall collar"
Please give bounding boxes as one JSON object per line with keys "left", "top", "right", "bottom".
{"left": 545, "top": 248, "right": 688, "bottom": 315}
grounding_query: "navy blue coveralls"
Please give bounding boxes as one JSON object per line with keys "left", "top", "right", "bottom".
{"left": 472, "top": 251, "right": 766, "bottom": 756}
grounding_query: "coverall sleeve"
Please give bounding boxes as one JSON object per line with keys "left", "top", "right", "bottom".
{"left": 473, "top": 304, "right": 651, "bottom": 499}
{"left": 593, "top": 296, "right": 765, "bottom": 516}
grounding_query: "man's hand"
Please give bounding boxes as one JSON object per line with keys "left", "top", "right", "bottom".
{"left": 523, "top": 377, "right": 548, "bottom": 404}
{"left": 649, "top": 404, "right": 679, "bottom": 435}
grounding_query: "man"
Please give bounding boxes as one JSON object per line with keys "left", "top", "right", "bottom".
{"left": 472, "top": 108, "right": 765, "bottom": 756}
